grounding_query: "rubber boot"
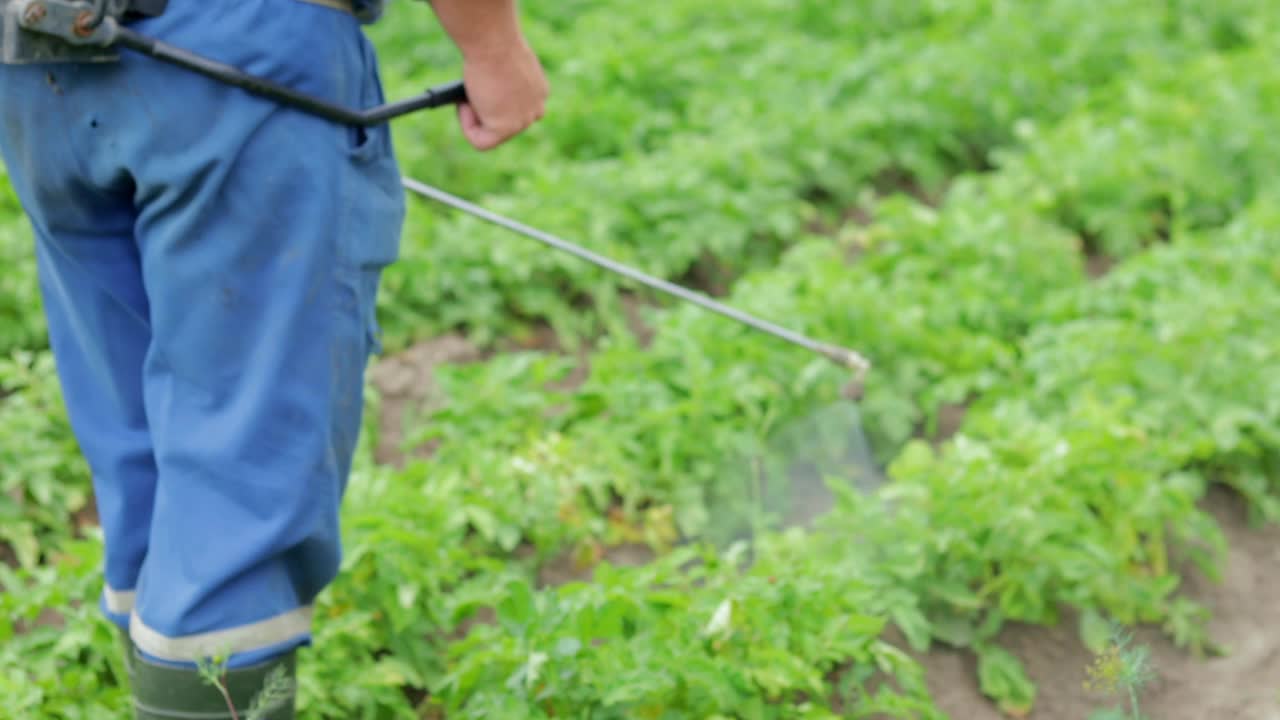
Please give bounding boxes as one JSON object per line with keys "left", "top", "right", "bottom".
{"left": 130, "top": 648, "right": 297, "bottom": 720}
{"left": 114, "top": 624, "right": 137, "bottom": 684}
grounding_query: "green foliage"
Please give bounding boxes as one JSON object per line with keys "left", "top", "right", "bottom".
{"left": 976, "top": 645, "right": 1036, "bottom": 717}
{"left": 0, "top": 537, "right": 131, "bottom": 719}
{"left": 429, "top": 542, "right": 935, "bottom": 718}
{"left": 369, "top": 0, "right": 1280, "bottom": 351}
{"left": 0, "top": 163, "right": 44, "bottom": 356}
{"left": 991, "top": 45, "right": 1280, "bottom": 258}
{"left": 0, "top": 351, "right": 92, "bottom": 569}
{"left": 4, "top": 1, "right": 1280, "bottom": 719}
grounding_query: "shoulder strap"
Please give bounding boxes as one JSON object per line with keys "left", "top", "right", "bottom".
{"left": 124, "top": 0, "right": 168, "bottom": 17}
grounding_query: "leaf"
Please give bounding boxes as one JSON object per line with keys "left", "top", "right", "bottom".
{"left": 704, "top": 598, "right": 733, "bottom": 640}
{"left": 505, "top": 651, "right": 549, "bottom": 694}
{"left": 888, "top": 604, "right": 932, "bottom": 653}
{"left": 496, "top": 580, "right": 537, "bottom": 636}
{"left": 931, "top": 612, "right": 976, "bottom": 648}
{"left": 396, "top": 583, "right": 418, "bottom": 610}
{"left": 976, "top": 645, "right": 1037, "bottom": 718}
{"left": 555, "top": 637, "right": 582, "bottom": 657}
{"left": 1079, "top": 609, "right": 1113, "bottom": 654}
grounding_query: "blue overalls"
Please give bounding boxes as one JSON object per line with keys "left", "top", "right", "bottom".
{"left": 0, "top": 0, "right": 403, "bottom": 702}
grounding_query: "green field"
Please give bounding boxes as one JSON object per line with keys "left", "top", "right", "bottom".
{"left": 4, "top": 2, "right": 1280, "bottom": 718}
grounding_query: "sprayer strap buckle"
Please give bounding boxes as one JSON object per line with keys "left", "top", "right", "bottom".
{"left": 14, "top": 0, "right": 118, "bottom": 46}
{"left": 2, "top": 0, "right": 113, "bottom": 63}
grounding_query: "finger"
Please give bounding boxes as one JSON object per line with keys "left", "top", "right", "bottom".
{"left": 466, "top": 126, "right": 505, "bottom": 151}
{"left": 457, "top": 102, "right": 482, "bottom": 134}
{"left": 462, "top": 121, "right": 504, "bottom": 151}
{"left": 455, "top": 103, "right": 493, "bottom": 151}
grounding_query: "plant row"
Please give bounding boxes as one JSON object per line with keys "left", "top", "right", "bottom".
{"left": 0, "top": 0, "right": 1271, "bottom": 359}
{"left": 302, "top": 39, "right": 1280, "bottom": 717}
{"left": 8, "top": 0, "right": 1273, "bottom": 587}
{"left": 367, "top": 0, "right": 1272, "bottom": 349}
{"left": 3, "top": 4, "right": 1280, "bottom": 718}
{"left": 297, "top": 189, "right": 1280, "bottom": 717}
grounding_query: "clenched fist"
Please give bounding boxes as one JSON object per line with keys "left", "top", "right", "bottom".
{"left": 428, "top": 0, "right": 548, "bottom": 151}
{"left": 458, "top": 40, "right": 548, "bottom": 151}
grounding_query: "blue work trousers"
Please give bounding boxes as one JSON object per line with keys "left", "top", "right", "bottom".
{"left": 0, "top": 0, "right": 404, "bottom": 668}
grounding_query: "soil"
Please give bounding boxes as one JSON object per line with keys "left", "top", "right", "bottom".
{"left": 619, "top": 293, "right": 658, "bottom": 349}
{"left": 914, "top": 402, "right": 969, "bottom": 449}
{"left": 872, "top": 167, "right": 949, "bottom": 208}
{"left": 366, "top": 332, "right": 484, "bottom": 467}
{"left": 525, "top": 541, "right": 658, "bottom": 588}
{"left": 805, "top": 167, "right": 946, "bottom": 244}
{"left": 914, "top": 484, "right": 1280, "bottom": 720}
{"left": 1085, "top": 251, "right": 1117, "bottom": 279}
{"left": 675, "top": 250, "right": 736, "bottom": 298}
{"left": 73, "top": 494, "right": 99, "bottom": 535}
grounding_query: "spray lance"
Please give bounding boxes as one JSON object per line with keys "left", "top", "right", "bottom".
{"left": 5, "top": 0, "right": 883, "bottom": 543}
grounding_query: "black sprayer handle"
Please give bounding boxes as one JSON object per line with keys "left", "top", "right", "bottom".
{"left": 422, "top": 79, "right": 469, "bottom": 108}
{"left": 110, "top": 23, "right": 467, "bottom": 126}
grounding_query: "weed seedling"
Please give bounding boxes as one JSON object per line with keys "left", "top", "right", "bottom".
{"left": 197, "top": 654, "right": 241, "bottom": 720}
{"left": 1084, "top": 623, "right": 1157, "bottom": 720}
{"left": 197, "top": 652, "right": 295, "bottom": 720}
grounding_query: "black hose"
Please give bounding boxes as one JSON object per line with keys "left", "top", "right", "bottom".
{"left": 111, "top": 24, "right": 467, "bottom": 126}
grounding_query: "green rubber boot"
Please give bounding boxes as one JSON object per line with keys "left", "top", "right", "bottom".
{"left": 114, "top": 624, "right": 137, "bottom": 683}
{"left": 129, "top": 647, "right": 297, "bottom": 720}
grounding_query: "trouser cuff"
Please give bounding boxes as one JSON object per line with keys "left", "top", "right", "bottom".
{"left": 101, "top": 585, "right": 137, "bottom": 630}
{"left": 129, "top": 606, "right": 314, "bottom": 670}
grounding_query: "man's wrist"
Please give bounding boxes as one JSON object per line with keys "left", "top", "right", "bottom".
{"left": 459, "top": 34, "right": 533, "bottom": 65}
{"left": 427, "top": 0, "right": 526, "bottom": 63}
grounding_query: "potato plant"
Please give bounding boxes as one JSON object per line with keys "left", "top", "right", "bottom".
{"left": 2, "top": 1, "right": 1280, "bottom": 718}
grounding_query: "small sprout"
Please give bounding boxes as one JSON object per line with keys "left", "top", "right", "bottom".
{"left": 1084, "top": 644, "right": 1126, "bottom": 695}
{"left": 1084, "top": 623, "right": 1157, "bottom": 720}
{"left": 246, "top": 664, "right": 296, "bottom": 720}
{"left": 197, "top": 652, "right": 242, "bottom": 720}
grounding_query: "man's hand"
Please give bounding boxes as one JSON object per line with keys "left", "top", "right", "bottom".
{"left": 458, "top": 40, "right": 548, "bottom": 151}
{"left": 428, "top": 0, "right": 548, "bottom": 151}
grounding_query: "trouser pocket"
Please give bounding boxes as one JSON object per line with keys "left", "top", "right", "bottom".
{"left": 335, "top": 30, "right": 405, "bottom": 356}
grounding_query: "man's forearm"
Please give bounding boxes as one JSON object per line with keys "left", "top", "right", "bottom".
{"left": 424, "top": 0, "right": 547, "bottom": 151}
{"left": 427, "top": 0, "right": 528, "bottom": 61}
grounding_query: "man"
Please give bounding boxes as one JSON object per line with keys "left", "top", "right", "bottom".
{"left": 0, "top": 0, "right": 547, "bottom": 717}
